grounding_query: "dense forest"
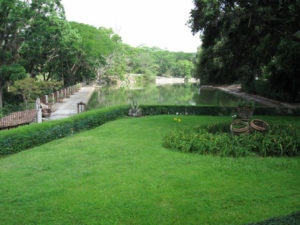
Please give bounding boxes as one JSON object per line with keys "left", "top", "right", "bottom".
{"left": 189, "top": 0, "right": 300, "bottom": 102}
{"left": 0, "top": 0, "right": 195, "bottom": 115}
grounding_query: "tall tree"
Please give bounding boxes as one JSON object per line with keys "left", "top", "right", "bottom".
{"left": 189, "top": 0, "right": 300, "bottom": 102}
{"left": 0, "top": 0, "right": 65, "bottom": 108}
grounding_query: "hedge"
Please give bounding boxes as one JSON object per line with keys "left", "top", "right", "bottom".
{"left": 0, "top": 105, "right": 129, "bottom": 156}
{"left": 0, "top": 104, "right": 298, "bottom": 156}
{"left": 139, "top": 105, "right": 300, "bottom": 116}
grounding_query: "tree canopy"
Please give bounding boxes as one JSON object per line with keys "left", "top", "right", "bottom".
{"left": 0, "top": 0, "right": 65, "bottom": 108}
{"left": 189, "top": 0, "right": 300, "bottom": 102}
{"left": 0, "top": 0, "right": 196, "bottom": 112}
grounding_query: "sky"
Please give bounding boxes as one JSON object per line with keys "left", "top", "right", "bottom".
{"left": 61, "top": 0, "right": 201, "bottom": 53}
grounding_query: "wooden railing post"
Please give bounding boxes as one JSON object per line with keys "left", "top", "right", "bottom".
{"left": 36, "top": 98, "right": 42, "bottom": 123}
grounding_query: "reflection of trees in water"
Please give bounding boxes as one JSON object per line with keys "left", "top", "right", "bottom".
{"left": 88, "top": 84, "right": 241, "bottom": 110}
{"left": 193, "top": 88, "right": 239, "bottom": 106}
{"left": 158, "top": 84, "right": 196, "bottom": 105}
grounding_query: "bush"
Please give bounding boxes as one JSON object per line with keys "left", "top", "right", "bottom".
{"left": 163, "top": 122, "right": 299, "bottom": 157}
{"left": 140, "top": 105, "right": 300, "bottom": 117}
{"left": 0, "top": 105, "right": 129, "bottom": 156}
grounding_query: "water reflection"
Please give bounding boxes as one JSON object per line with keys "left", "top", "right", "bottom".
{"left": 87, "top": 83, "right": 242, "bottom": 110}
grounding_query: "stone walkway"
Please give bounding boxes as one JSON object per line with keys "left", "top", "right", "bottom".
{"left": 48, "top": 85, "right": 95, "bottom": 121}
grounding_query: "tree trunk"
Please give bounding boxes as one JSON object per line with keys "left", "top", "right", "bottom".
{"left": 0, "top": 85, "right": 3, "bottom": 109}
{"left": 23, "top": 95, "right": 28, "bottom": 109}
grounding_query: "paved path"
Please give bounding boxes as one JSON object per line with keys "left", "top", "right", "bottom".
{"left": 48, "top": 85, "right": 95, "bottom": 121}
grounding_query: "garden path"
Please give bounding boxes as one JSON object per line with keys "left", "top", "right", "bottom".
{"left": 48, "top": 85, "right": 95, "bottom": 121}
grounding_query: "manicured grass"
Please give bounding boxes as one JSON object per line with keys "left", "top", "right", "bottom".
{"left": 0, "top": 115, "right": 299, "bottom": 225}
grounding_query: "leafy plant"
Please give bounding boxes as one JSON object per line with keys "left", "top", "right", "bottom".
{"left": 237, "top": 100, "right": 255, "bottom": 109}
{"left": 163, "top": 121, "right": 299, "bottom": 157}
{"left": 9, "top": 78, "right": 41, "bottom": 108}
{"left": 130, "top": 99, "right": 140, "bottom": 113}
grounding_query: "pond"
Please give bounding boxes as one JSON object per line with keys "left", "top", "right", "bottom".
{"left": 88, "top": 83, "right": 250, "bottom": 110}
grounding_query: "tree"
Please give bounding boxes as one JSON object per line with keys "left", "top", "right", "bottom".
{"left": 21, "top": 16, "right": 79, "bottom": 81}
{"left": 0, "top": 64, "right": 26, "bottom": 108}
{"left": 10, "top": 78, "right": 41, "bottom": 108}
{"left": 37, "top": 80, "right": 63, "bottom": 96}
{"left": 189, "top": 0, "right": 300, "bottom": 101}
{"left": 69, "top": 23, "right": 122, "bottom": 84}
{"left": 173, "top": 60, "right": 194, "bottom": 78}
{"left": 0, "top": 0, "right": 65, "bottom": 108}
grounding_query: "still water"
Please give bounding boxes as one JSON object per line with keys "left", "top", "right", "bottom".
{"left": 88, "top": 83, "right": 244, "bottom": 110}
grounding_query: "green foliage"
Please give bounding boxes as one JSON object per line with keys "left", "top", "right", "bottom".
{"left": 163, "top": 121, "right": 299, "bottom": 157}
{"left": 37, "top": 80, "right": 63, "bottom": 96}
{"left": 0, "top": 64, "right": 26, "bottom": 83}
{"left": 10, "top": 78, "right": 41, "bottom": 108}
{"left": 140, "top": 105, "right": 300, "bottom": 117}
{"left": 0, "top": 105, "right": 129, "bottom": 156}
{"left": 141, "top": 105, "right": 234, "bottom": 116}
{"left": 237, "top": 100, "right": 255, "bottom": 109}
{"left": 189, "top": 0, "right": 300, "bottom": 102}
{"left": 0, "top": 102, "right": 27, "bottom": 117}
{"left": 196, "top": 121, "right": 231, "bottom": 134}
{"left": 0, "top": 63, "right": 26, "bottom": 108}
{"left": 21, "top": 16, "right": 80, "bottom": 82}
{"left": 266, "top": 38, "right": 300, "bottom": 102}
{"left": 173, "top": 59, "right": 195, "bottom": 78}
{"left": 126, "top": 46, "right": 196, "bottom": 78}
{"left": 0, "top": 0, "right": 65, "bottom": 107}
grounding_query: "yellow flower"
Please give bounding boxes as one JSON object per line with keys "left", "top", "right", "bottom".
{"left": 178, "top": 118, "right": 182, "bottom": 123}
{"left": 174, "top": 118, "right": 177, "bottom": 121}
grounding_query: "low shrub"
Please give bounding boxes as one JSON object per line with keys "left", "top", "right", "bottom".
{"left": 0, "top": 105, "right": 129, "bottom": 156}
{"left": 140, "top": 105, "right": 300, "bottom": 116}
{"left": 163, "top": 122, "right": 299, "bottom": 157}
{"left": 195, "top": 121, "right": 231, "bottom": 134}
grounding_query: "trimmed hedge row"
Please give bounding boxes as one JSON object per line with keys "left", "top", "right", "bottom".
{"left": 0, "top": 104, "right": 298, "bottom": 156}
{"left": 0, "top": 105, "right": 129, "bottom": 156}
{"left": 140, "top": 105, "right": 300, "bottom": 116}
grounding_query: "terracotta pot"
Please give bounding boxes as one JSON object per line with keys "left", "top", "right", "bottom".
{"left": 250, "top": 119, "right": 269, "bottom": 132}
{"left": 230, "top": 119, "right": 250, "bottom": 135}
{"left": 237, "top": 107, "right": 254, "bottom": 120}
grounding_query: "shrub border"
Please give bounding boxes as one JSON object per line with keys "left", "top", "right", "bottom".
{"left": 0, "top": 105, "right": 129, "bottom": 156}
{"left": 140, "top": 105, "right": 300, "bottom": 116}
{"left": 0, "top": 104, "right": 298, "bottom": 156}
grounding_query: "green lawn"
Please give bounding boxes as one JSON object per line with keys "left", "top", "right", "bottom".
{"left": 0, "top": 115, "right": 299, "bottom": 225}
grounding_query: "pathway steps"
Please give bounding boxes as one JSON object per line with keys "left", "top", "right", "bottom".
{"left": 48, "top": 85, "right": 95, "bottom": 121}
